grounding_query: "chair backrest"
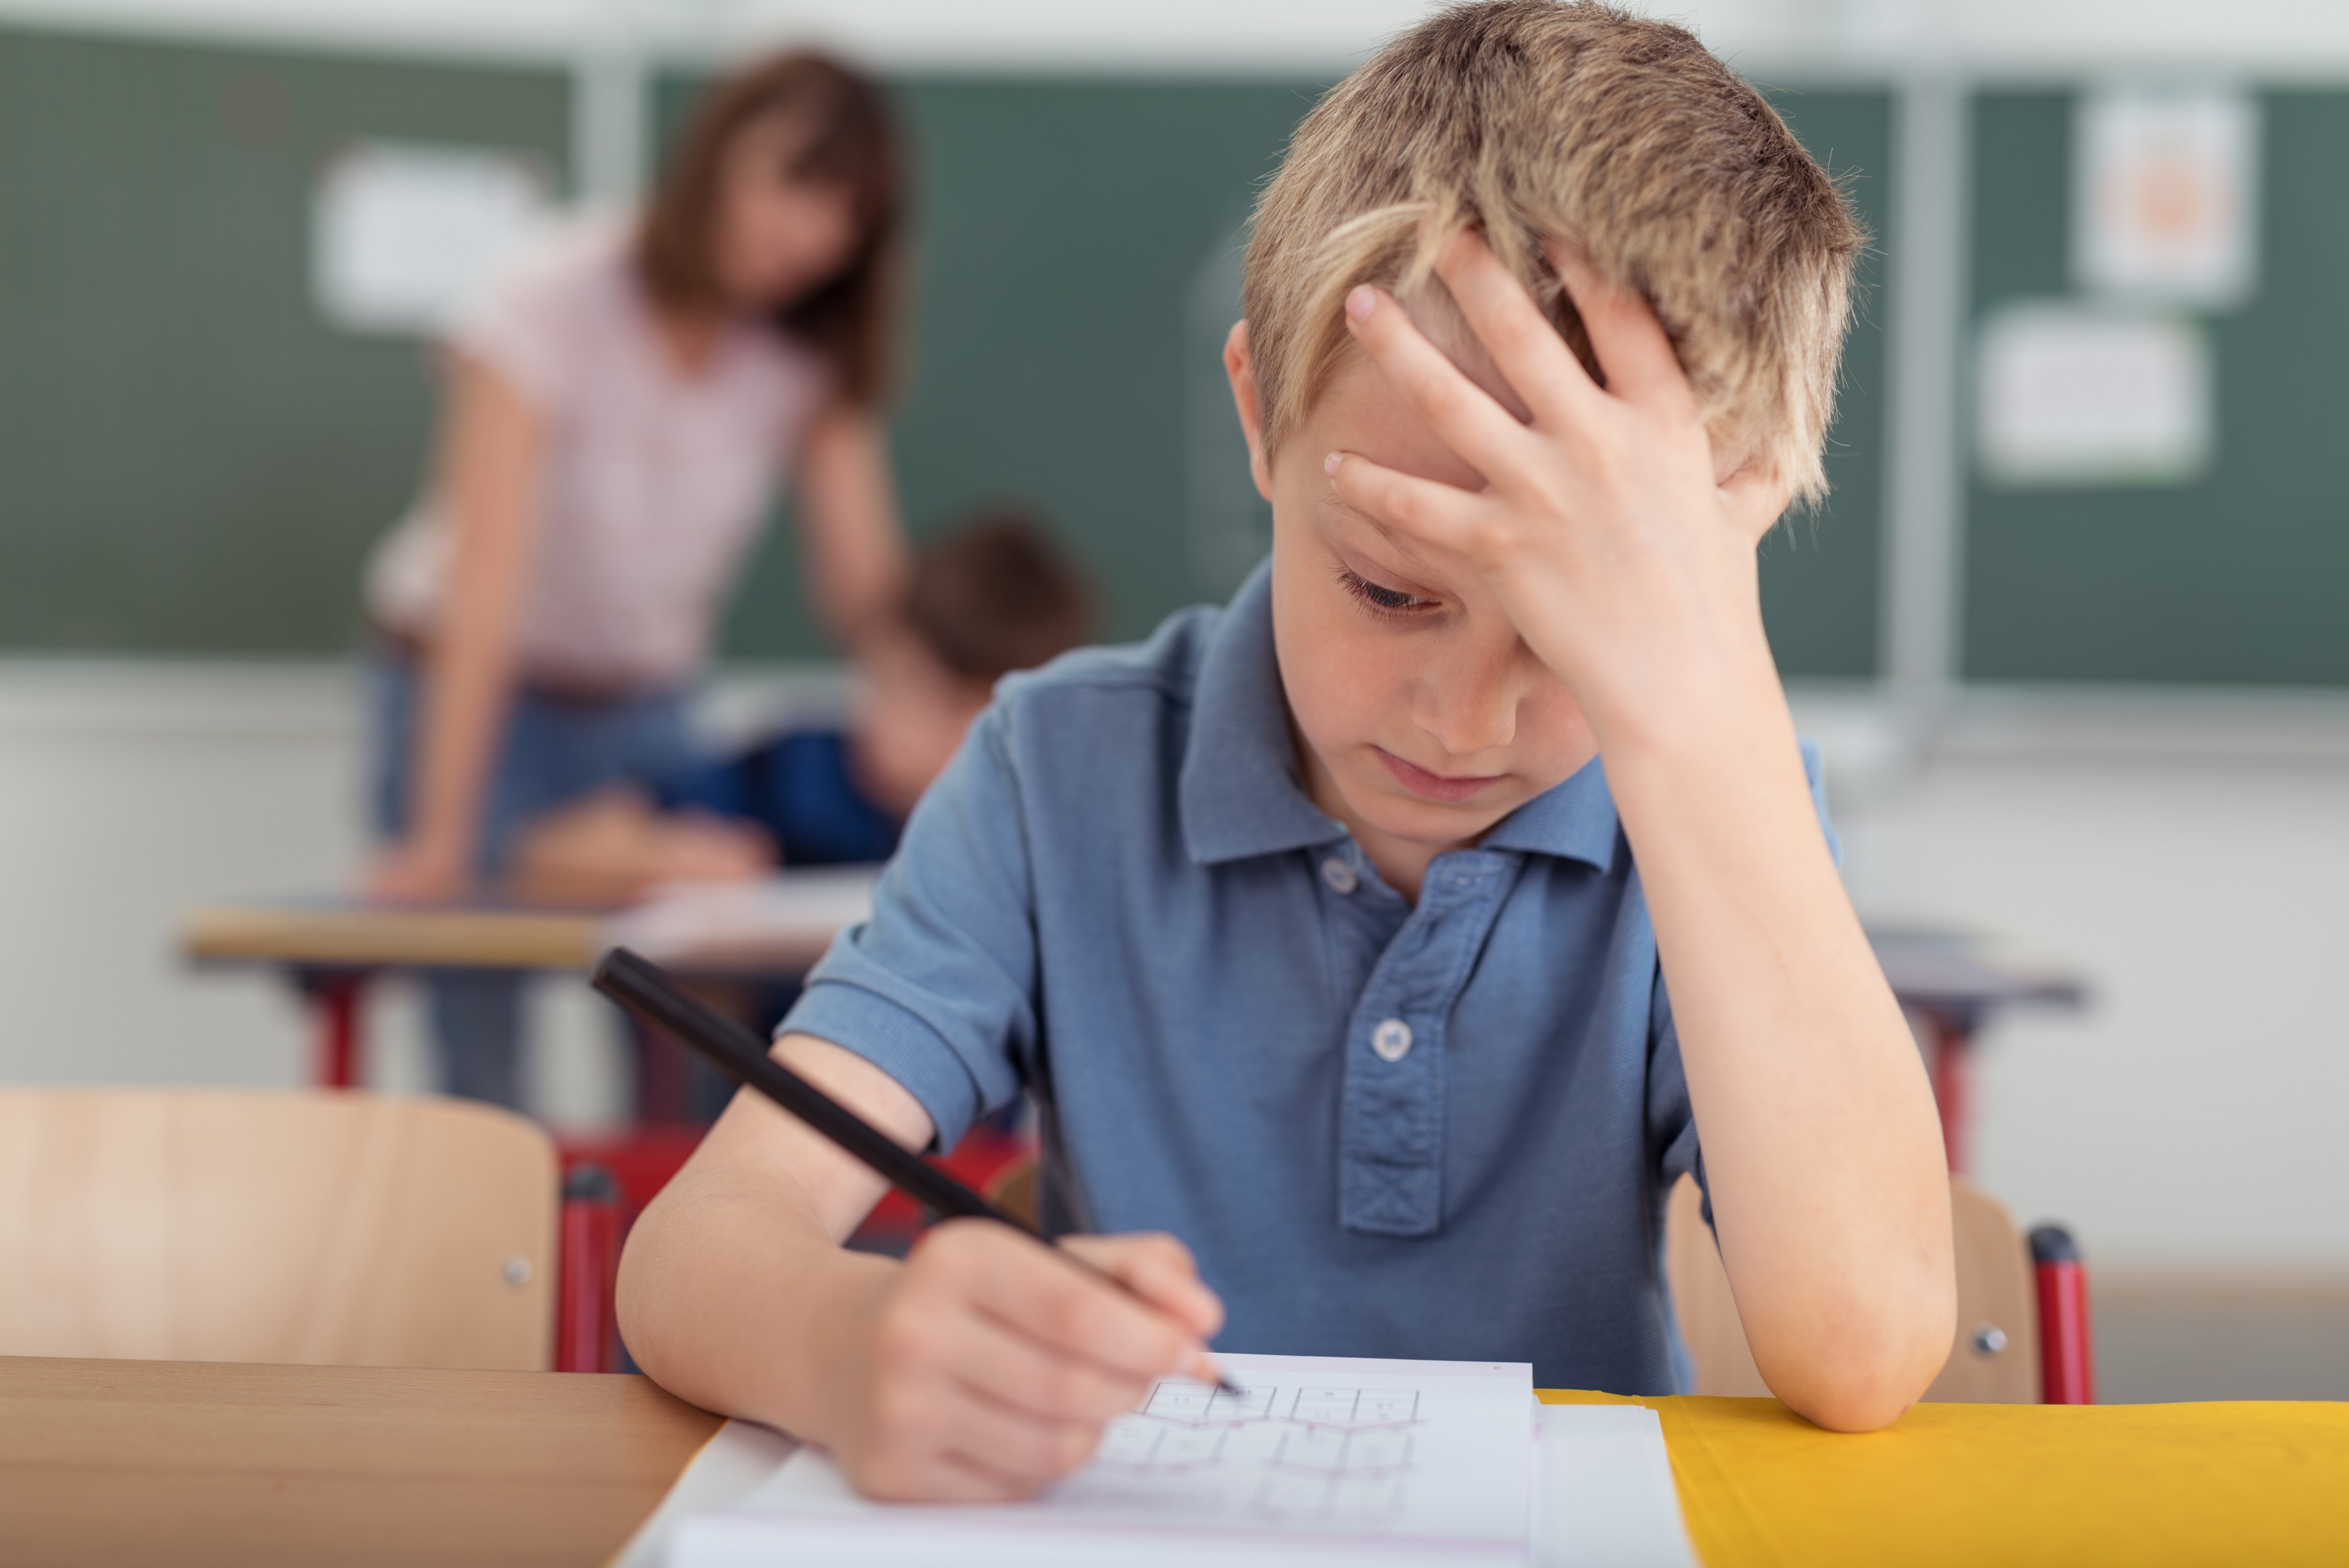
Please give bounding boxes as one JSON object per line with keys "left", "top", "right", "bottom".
{"left": 1663, "top": 1173, "right": 2041, "bottom": 1403}
{"left": 0, "top": 1089, "right": 557, "bottom": 1370}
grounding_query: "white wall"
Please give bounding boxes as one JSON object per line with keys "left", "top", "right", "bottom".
{"left": 0, "top": 665, "right": 355, "bottom": 1094}
{"left": 1819, "top": 693, "right": 2349, "bottom": 1270}
{"left": 2, "top": 663, "right": 2345, "bottom": 1268}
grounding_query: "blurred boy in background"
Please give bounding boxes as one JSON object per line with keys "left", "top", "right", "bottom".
{"left": 507, "top": 506, "right": 1094, "bottom": 905}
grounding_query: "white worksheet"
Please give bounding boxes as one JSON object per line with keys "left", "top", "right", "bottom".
{"left": 669, "top": 1353, "right": 1535, "bottom": 1567}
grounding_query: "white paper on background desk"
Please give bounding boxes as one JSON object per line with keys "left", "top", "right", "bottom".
{"left": 602, "top": 868, "right": 879, "bottom": 966}
{"left": 669, "top": 1354, "right": 1534, "bottom": 1567}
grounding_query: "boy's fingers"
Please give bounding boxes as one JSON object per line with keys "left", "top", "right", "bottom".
{"left": 1433, "top": 229, "right": 1601, "bottom": 421}
{"left": 1552, "top": 247, "right": 1695, "bottom": 416}
{"left": 936, "top": 1375, "right": 1110, "bottom": 1485}
{"left": 929, "top": 1452, "right": 1040, "bottom": 1503}
{"left": 1344, "top": 286, "right": 1534, "bottom": 486}
{"left": 1324, "top": 450, "right": 1484, "bottom": 558}
{"left": 856, "top": 1446, "right": 1034, "bottom": 1506}
{"left": 1061, "top": 1233, "right": 1225, "bottom": 1340}
{"left": 949, "top": 1230, "right": 1198, "bottom": 1382}
{"left": 945, "top": 1307, "right": 1160, "bottom": 1425}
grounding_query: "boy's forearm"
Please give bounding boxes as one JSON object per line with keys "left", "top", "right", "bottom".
{"left": 617, "top": 1160, "right": 894, "bottom": 1438}
{"left": 1598, "top": 661, "right": 1955, "bottom": 1430}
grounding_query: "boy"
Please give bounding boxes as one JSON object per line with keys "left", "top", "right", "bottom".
{"left": 661, "top": 505, "right": 1096, "bottom": 866}
{"left": 504, "top": 508, "right": 1093, "bottom": 903}
{"left": 619, "top": 0, "right": 1956, "bottom": 1501}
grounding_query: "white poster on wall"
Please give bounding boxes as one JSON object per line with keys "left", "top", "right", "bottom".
{"left": 1976, "top": 303, "right": 2214, "bottom": 488}
{"left": 2073, "top": 86, "right": 2260, "bottom": 310}
{"left": 312, "top": 142, "right": 554, "bottom": 336}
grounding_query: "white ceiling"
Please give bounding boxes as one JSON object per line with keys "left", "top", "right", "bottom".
{"left": 4, "top": 0, "right": 2349, "bottom": 75}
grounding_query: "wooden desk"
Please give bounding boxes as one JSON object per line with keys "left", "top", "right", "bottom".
{"left": 182, "top": 903, "right": 609, "bottom": 973}
{"left": 0, "top": 1357, "right": 721, "bottom": 1568}
{"left": 181, "top": 877, "right": 871, "bottom": 1092}
{"left": 181, "top": 903, "right": 606, "bottom": 1088}
{"left": 17, "top": 1358, "right": 2344, "bottom": 1566}
{"left": 186, "top": 896, "right": 2075, "bottom": 1124}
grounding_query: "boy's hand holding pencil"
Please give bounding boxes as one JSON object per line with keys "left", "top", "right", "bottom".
{"left": 817, "top": 1221, "right": 1226, "bottom": 1502}
{"left": 591, "top": 948, "right": 1228, "bottom": 1502}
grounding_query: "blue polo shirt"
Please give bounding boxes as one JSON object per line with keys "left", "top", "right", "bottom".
{"left": 783, "top": 562, "right": 1832, "bottom": 1393}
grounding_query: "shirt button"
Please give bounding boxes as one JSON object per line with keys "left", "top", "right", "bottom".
{"left": 1320, "top": 856, "right": 1359, "bottom": 895}
{"left": 1371, "top": 1018, "right": 1414, "bottom": 1062}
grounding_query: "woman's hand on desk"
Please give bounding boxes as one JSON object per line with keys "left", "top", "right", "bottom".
{"left": 815, "top": 1222, "right": 1225, "bottom": 1502}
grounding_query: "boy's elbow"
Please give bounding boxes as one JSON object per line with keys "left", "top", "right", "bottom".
{"left": 611, "top": 1209, "right": 662, "bottom": 1374}
{"left": 612, "top": 1179, "right": 700, "bottom": 1388}
{"left": 1756, "top": 1267, "right": 1958, "bottom": 1434}
{"left": 1775, "top": 1360, "right": 1930, "bottom": 1434}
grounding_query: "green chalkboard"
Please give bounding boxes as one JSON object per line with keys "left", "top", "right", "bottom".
{"left": 1965, "top": 89, "right": 2349, "bottom": 685}
{"left": 1754, "top": 86, "right": 1893, "bottom": 680}
{"left": 0, "top": 25, "right": 570, "bottom": 652}
{"left": 0, "top": 30, "right": 1886, "bottom": 671}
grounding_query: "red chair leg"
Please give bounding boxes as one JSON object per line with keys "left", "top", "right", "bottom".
{"left": 557, "top": 1163, "right": 622, "bottom": 1373}
{"left": 1923, "top": 1011, "right": 1971, "bottom": 1175}
{"left": 307, "top": 972, "right": 366, "bottom": 1089}
{"left": 2030, "top": 1224, "right": 2096, "bottom": 1404}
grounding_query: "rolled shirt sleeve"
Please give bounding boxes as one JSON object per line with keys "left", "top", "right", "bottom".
{"left": 778, "top": 706, "right": 1038, "bottom": 1149}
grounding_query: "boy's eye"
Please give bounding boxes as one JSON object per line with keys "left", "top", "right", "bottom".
{"left": 1339, "top": 569, "right": 1433, "bottom": 616}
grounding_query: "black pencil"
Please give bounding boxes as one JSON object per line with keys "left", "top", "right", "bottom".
{"left": 591, "top": 945, "right": 1243, "bottom": 1397}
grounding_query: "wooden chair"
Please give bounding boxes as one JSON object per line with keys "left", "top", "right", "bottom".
{"left": 1664, "top": 1173, "right": 2096, "bottom": 1404}
{"left": 0, "top": 1088, "right": 609, "bottom": 1372}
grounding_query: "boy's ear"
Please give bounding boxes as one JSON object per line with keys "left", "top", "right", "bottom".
{"left": 1222, "top": 321, "right": 1276, "bottom": 504}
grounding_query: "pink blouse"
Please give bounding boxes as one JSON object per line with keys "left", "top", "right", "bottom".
{"left": 365, "top": 211, "right": 831, "bottom": 689}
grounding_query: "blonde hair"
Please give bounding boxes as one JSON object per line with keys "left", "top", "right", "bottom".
{"left": 1241, "top": 0, "right": 1862, "bottom": 505}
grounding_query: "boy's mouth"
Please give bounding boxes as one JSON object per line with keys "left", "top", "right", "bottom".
{"left": 1373, "top": 745, "right": 1507, "bottom": 805}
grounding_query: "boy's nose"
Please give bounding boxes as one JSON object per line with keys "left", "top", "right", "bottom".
{"left": 1412, "top": 639, "right": 1520, "bottom": 759}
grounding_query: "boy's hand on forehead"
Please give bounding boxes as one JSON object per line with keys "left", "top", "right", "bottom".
{"left": 1326, "top": 230, "right": 1790, "bottom": 733}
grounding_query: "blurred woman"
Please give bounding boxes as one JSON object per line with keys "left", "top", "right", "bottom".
{"left": 361, "top": 52, "right": 909, "bottom": 1106}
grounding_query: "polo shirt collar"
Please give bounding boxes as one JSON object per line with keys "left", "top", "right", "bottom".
{"left": 1179, "top": 559, "right": 1623, "bottom": 873}
{"left": 1479, "top": 753, "right": 1623, "bottom": 871}
{"left": 1181, "top": 562, "right": 1344, "bottom": 865}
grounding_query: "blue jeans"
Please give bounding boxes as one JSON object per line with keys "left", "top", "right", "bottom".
{"left": 368, "top": 650, "right": 698, "bottom": 1108}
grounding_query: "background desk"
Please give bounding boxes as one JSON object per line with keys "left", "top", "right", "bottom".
{"left": 13, "top": 1357, "right": 2344, "bottom": 1567}
{"left": 183, "top": 895, "right": 2085, "bottom": 1177}
{"left": 1871, "top": 928, "right": 2088, "bottom": 1173}
{"left": 179, "top": 877, "right": 1023, "bottom": 1247}
{"left": 180, "top": 879, "right": 867, "bottom": 1093}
